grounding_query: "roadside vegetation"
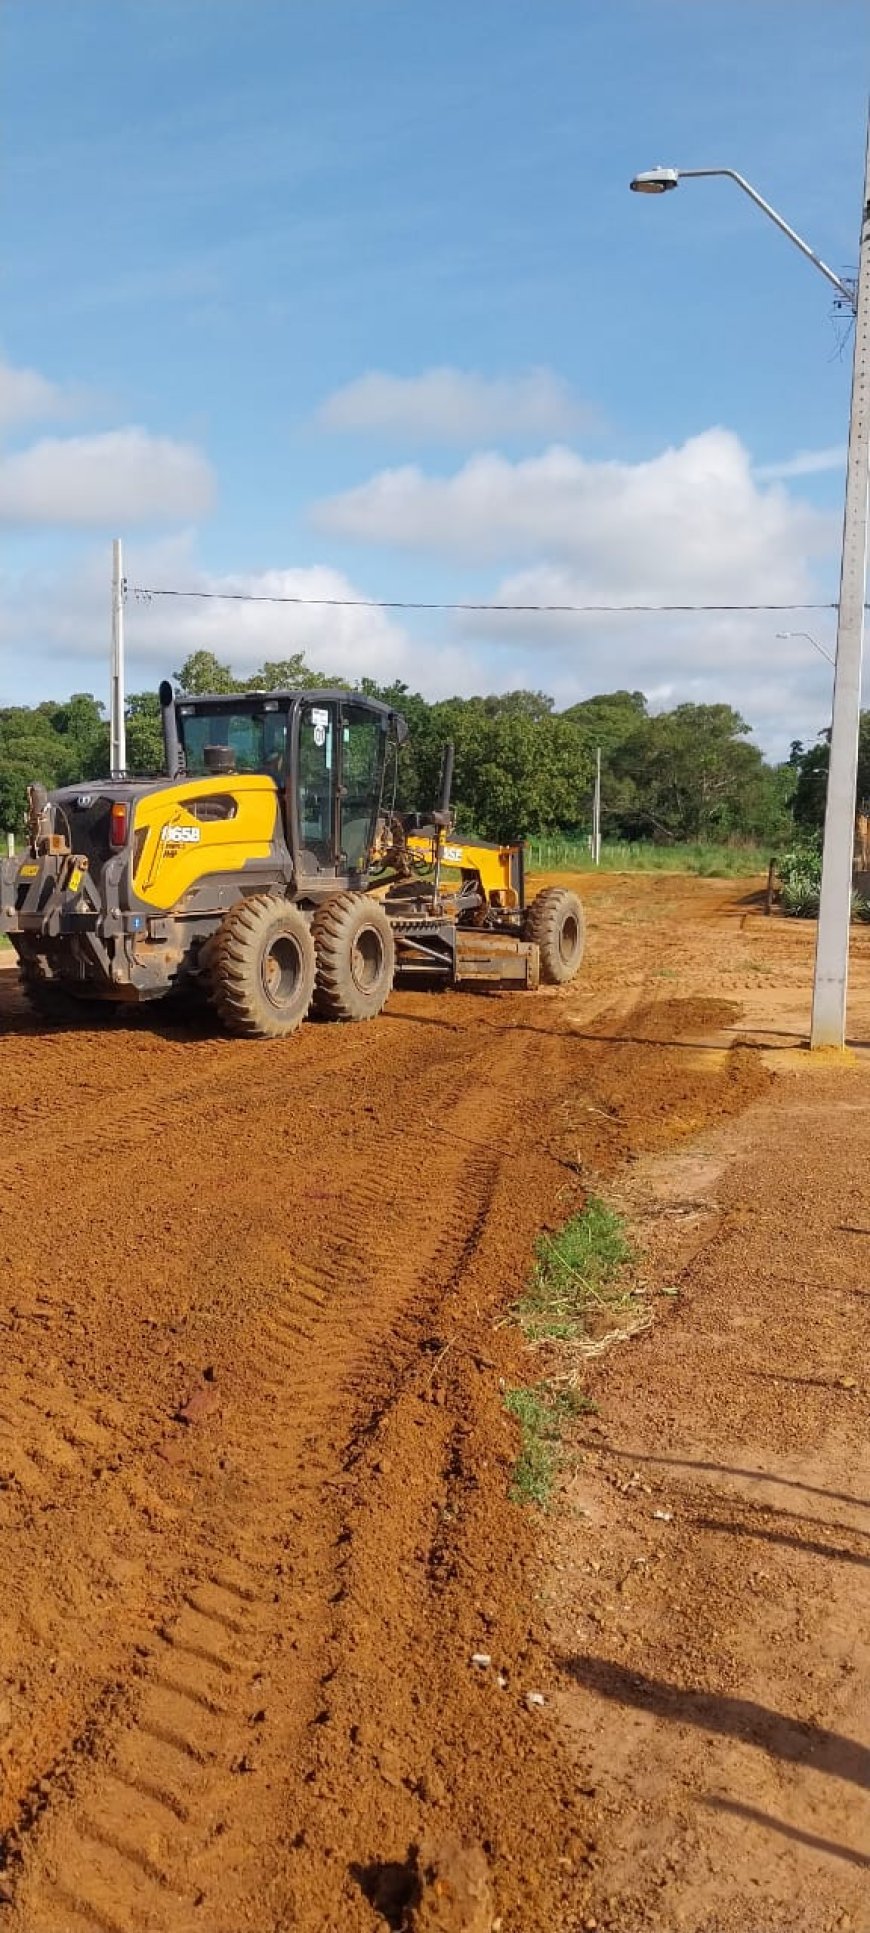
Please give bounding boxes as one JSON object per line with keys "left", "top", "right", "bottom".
{"left": 503, "top": 1384, "right": 594, "bottom": 1507}
{"left": 778, "top": 841, "right": 870, "bottom": 921}
{"left": 527, "top": 837, "right": 767, "bottom": 877}
{"left": 515, "top": 1197, "right": 637, "bottom": 1345}
{"left": 504, "top": 1196, "right": 647, "bottom": 1507}
{"left": 8, "top": 650, "right": 870, "bottom": 900}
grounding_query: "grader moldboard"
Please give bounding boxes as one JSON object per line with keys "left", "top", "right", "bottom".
{"left": 0, "top": 683, "right": 585, "bottom": 1037}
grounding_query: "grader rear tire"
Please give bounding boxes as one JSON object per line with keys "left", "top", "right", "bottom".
{"left": 524, "top": 887, "right": 585, "bottom": 984}
{"left": 210, "top": 894, "right": 316, "bottom": 1039}
{"left": 312, "top": 893, "right": 395, "bottom": 1022}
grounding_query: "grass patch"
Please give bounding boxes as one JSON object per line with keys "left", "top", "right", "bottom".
{"left": 503, "top": 1384, "right": 595, "bottom": 1508}
{"left": 516, "top": 1196, "right": 635, "bottom": 1344}
{"left": 506, "top": 1198, "right": 650, "bottom": 1506}
{"left": 527, "top": 837, "right": 769, "bottom": 878}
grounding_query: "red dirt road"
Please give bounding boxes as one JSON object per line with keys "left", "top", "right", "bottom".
{"left": 0, "top": 876, "right": 867, "bottom": 1932}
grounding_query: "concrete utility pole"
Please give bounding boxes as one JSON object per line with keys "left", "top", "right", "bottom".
{"left": 110, "top": 537, "right": 127, "bottom": 779}
{"left": 631, "top": 134, "right": 868, "bottom": 1049}
{"left": 811, "top": 118, "right": 870, "bottom": 1047}
{"left": 592, "top": 747, "right": 602, "bottom": 865}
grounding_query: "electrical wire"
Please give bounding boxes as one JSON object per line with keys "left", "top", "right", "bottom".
{"left": 129, "top": 584, "right": 843, "bottom": 615}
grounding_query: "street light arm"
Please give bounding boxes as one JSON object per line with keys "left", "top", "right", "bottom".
{"left": 677, "top": 169, "right": 856, "bottom": 309}
{"left": 775, "top": 629, "right": 836, "bottom": 666}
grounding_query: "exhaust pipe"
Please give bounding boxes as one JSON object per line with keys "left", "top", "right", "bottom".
{"left": 430, "top": 740, "right": 455, "bottom": 909}
{"left": 435, "top": 740, "right": 455, "bottom": 825}
{"left": 159, "top": 680, "right": 182, "bottom": 777}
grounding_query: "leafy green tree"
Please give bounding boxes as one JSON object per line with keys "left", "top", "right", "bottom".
{"left": 0, "top": 702, "right": 73, "bottom": 830}
{"left": 791, "top": 715, "right": 870, "bottom": 831}
{"left": 174, "top": 649, "right": 342, "bottom": 696}
{"left": 0, "top": 761, "right": 35, "bottom": 834}
{"left": 52, "top": 693, "right": 110, "bottom": 781}
{"left": 243, "top": 655, "right": 340, "bottom": 691}
{"left": 563, "top": 689, "right": 648, "bottom": 755}
{"left": 606, "top": 702, "right": 787, "bottom": 844}
{"left": 480, "top": 689, "right": 555, "bottom": 722}
{"left": 365, "top": 691, "right": 593, "bottom": 840}
{"left": 126, "top": 690, "right": 165, "bottom": 775}
{"left": 174, "top": 651, "right": 240, "bottom": 694}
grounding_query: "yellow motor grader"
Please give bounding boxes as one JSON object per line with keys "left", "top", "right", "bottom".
{"left": 0, "top": 682, "right": 585, "bottom": 1037}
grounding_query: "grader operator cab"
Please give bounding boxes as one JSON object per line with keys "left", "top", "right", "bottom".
{"left": 0, "top": 681, "right": 585, "bottom": 1038}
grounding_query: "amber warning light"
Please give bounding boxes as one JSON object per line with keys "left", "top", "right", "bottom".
{"left": 109, "top": 802, "right": 129, "bottom": 848}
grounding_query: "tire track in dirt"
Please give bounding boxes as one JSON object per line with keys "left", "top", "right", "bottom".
{"left": 2, "top": 1000, "right": 535, "bottom": 1932}
{"left": 0, "top": 891, "right": 773, "bottom": 1932}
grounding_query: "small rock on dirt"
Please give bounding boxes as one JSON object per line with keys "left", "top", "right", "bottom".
{"left": 408, "top": 1835, "right": 494, "bottom": 1933}
{"left": 174, "top": 1382, "right": 220, "bottom": 1426}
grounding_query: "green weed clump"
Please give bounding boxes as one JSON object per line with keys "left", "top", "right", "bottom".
{"left": 516, "top": 1197, "right": 634, "bottom": 1344}
{"left": 503, "top": 1384, "right": 595, "bottom": 1508}
{"left": 504, "top": 1197, "right": 643, "bottom": 1508}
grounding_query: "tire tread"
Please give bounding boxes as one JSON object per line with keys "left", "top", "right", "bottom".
{"left": 524, "top": 886, "right": 585, "bottom": 985}
{"left": 312, "top": 893, "right": 395, "bottom": 1022}
{"left": 210, "top": 893, "right": 315, "bottom": 1038}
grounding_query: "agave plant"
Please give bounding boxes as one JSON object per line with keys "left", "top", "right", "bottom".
{"left": 778, "top": 843, "right": 870, "bottom": 921}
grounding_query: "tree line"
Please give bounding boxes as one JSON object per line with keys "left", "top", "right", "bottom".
{"left": 0, "top": 646, "right": 847, "bottom": 848}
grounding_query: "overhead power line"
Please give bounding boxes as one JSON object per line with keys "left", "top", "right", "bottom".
{"left": 128, "top": 583, "right": 843, "bottom": 616}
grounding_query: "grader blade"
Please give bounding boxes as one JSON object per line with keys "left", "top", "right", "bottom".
{"left": 453, "top": 929, "right": 540, "bottom": 989}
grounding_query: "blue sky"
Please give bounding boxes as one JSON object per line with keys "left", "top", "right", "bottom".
{"left": 3, "top": 0, "right": 868, "bottom": 752}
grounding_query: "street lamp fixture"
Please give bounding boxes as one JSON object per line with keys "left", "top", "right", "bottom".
{"left": 631, "top": 135, "right": 870, "bottom": 1048}
{"left": 630, "top": 167, "right": 679, "bottom": 195}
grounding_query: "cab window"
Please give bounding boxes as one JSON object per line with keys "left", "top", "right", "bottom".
{"left": 298, "top": 704, "right": 337, "bottom": 866}
{"left": 341, "top": 706, "right": 384, "bottom": 871}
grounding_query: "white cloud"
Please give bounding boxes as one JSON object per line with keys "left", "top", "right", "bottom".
{"left": 755, "top": 445, "right": 845, "bottom": 481}
{"left": 315, "top": 365, "right": 596, "bottom": 443}
{"left": 0, "top": 423, "right": 844, "bottom": 758}
{"left": 0, "top": 428, "right": 215, "bottom": 526}
{"left": 0, "top": 354, "right": 88, "bottom": 431}
{"left": 124, "top": 556, "right": 416, "bottom": 686}
{"left": 453, "top": 570, "right": 838, "bottom": 751}
{"left": 0, "top": 533, "right": 840, "bottom": 761}
{"left": 0, "top": 539, "right": 479, "bottom": 704}
{"left": 311, "top": 426, "right": 843, "bottom": 755}
{"left": 314, "top": 430, "right": 834, "bottom": 604}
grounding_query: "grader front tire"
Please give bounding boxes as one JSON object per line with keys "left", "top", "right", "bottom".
{"left": 524, "top": 887, "right": 585, "bottom": 985}
{"left": 210, "top": 895, "right": 316, "bottom": 1039}
{"left": 312, "top": 893, "right": 395, "bottom": 1022}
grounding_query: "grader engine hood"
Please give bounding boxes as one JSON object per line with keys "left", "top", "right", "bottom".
{"left": 126, "top": 773, "right": 282, "bottom": 911}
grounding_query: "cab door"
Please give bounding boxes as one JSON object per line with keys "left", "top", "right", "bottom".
{"left": 296, "top": 700, "right": 339, "bottom": 870}
{"left": 339, "top": 703, "right": 386, "bottom": 874}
